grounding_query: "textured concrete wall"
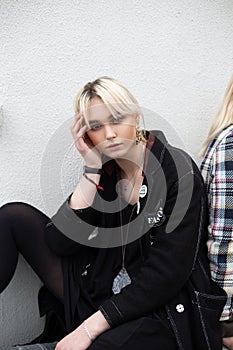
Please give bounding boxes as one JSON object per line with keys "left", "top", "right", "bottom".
{"left": 0, "top": 0, "right": 233, "bottom": 346}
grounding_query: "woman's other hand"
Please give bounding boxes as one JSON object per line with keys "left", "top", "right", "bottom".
{"left": 70, "top": 114, "right": 102, "bottom": 168}
{"left": 55, "top": 310, "right": 110, "bottom": 350}
{"left": 223, "top": 337, "right": 233, "bottom": 349}
{"left": 55, "top": 324, "right": 92, "bottom": 350}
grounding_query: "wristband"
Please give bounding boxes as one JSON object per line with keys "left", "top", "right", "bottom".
{"left": 83, "top": 173, "right": 104, "bottom": 191}
{"left": 83, "top": 320, "right": 94, "bottom": 342}
{"left": 83, "top": 165, "right": 103, "bottom": 175}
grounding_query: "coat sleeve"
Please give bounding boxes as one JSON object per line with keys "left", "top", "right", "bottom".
{"left": 98, "top": 171, "right": 205, "bottom": 327}
{"left": 45, "top": 193, "right": 99, "bottom": 256}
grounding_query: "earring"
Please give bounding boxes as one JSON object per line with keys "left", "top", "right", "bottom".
{"left": 135, "top": 124, "right": 143, "bottom": 145}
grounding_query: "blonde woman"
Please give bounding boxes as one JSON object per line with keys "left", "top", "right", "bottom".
{"left": 0, "top": 77, "right": 226, "bottom": 350}
{"left": 200, "top": 75, "right": 233, "bottom": 349}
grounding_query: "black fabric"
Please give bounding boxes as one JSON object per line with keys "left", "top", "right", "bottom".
{"left": 0, "top": 202, "right": 69, "bottom": 344}
{"left": 43, "top": 131, "right": 227, "bottom": 349}
{"left": 221, "top": 317, "right": 233, "bottom": 337}
{"left": 0, "top": 202, "right": 64, "bottom": 302}
{"left": 0, "top": 130, "right": 227, "bottom": 349}
{"left": 87, "top": 313, "right": 179, "bottom": 350}
{"left": 57, "top": 184, "right": 150, "bottom": 333}
{"left": 3, "top": 315, "right": 179, "bottom": 350}
{"left": 0, "top": 182, "right": 153, "bottom": 346}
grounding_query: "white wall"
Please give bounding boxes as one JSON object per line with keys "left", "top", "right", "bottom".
{"left": 0, "top": 0, "right": 233, "bottom": 346}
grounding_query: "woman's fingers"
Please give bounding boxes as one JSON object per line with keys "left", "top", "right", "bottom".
{"left": 70, "top": 114, "right": 101, "bottom": 167}
{"left": 70, "top": 113, "right": 81, "bottom": 129}
{"left": 71, "top": 115, "right": 88, "bottom": 141}
{"left": 73, "top": 120, "right": 86, "bottom": 138}
{"left": 70, "top": 114, "right": 82, "bottom": 133}
{"left": 76, "top": 125, "right": 89, "bottom": 145}
{"left": 70, "top": 115, "right": 92, "bottom": 154}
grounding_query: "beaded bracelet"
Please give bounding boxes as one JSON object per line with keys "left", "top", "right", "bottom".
{"left": 83, "top": 320, "right": 94, "bottom": 342}
{"left": 83, "top": 173, "right": 104, "bottom": 191}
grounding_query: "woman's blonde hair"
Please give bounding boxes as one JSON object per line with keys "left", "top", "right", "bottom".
{"left": 200, "top": 74, "right": 233, "bottom": 156}
{"left": 74, "top": 76, "right": 144, "bottom": 130}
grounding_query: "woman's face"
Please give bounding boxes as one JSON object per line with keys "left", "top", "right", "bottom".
{"left": 85, "top": 97, "right": 138, "bottom": 159}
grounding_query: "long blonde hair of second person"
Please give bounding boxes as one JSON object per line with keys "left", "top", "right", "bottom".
{"left": 200, "top": 74, "right": 233, "bottom": 157}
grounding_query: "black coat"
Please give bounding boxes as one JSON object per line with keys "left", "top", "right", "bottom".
{"left": 30, "top": 131, "right": 227, "bottom": 350}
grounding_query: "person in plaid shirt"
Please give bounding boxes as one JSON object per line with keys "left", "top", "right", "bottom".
{"left": 200, "top": 74, "right": 233, "bottom": 349}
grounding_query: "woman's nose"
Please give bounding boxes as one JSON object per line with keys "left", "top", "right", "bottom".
{"left": 104, "top": 124, "right": 117, "bottom": 139}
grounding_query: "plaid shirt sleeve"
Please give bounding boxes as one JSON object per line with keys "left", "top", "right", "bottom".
{"left": 207, "top": 132, "right": 233, "bottom": 320}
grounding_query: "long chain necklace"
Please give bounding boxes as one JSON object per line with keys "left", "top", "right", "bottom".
{"left": 112, "top": 197, "right": 138, "bottom": 294}
{"left": 112, "top": 150, "right": 145, "bottom": 295}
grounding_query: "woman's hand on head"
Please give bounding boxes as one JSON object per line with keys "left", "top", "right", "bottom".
{"left": 70, "top": 114, "right": 102, "bottom": 168}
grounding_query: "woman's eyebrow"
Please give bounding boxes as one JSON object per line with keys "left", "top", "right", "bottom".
{"left": 89, "top": 114, "right": 115, "bottom": 124}
{"left": 89, "top": 119, "right": 100, "bottom": 125}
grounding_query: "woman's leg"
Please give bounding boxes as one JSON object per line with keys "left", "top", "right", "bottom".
{"left": 0, "top": 202, "right": 63, "bottom": 302}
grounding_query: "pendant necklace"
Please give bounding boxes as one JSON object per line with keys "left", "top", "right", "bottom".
{"left": 112, "top": 154, "right": 145, "bottom": 295}
{"left": 112, "top": 197, "right": 137, "bottom": 294}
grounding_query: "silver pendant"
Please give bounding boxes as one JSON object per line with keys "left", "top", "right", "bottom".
{"left": 112, "top": 268, "right": 132, "bottom": 294}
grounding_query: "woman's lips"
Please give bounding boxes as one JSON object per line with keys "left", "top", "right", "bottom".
{"left": 106, "top": 143, "right": 123, "bottom": 150}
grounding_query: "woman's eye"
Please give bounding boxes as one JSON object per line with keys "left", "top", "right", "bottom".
{"left": 113, "top": 115, "right": 125, "bottom": 123}
{"left": 114, "top": 117, "right": 123, "bottom": 123}
{"left": 90, "top": 123, "right": 102, "bottom": 130}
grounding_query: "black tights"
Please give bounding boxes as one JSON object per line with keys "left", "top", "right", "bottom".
{"left": 0, "top": 202, "right": 64, "bottom": 302}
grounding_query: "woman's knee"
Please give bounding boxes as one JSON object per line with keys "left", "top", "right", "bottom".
{"left": 0, "top": 202, "right": 48, "bottom": 227}
{"left": 0, "top": 202, "right": 33, "bottom": 219}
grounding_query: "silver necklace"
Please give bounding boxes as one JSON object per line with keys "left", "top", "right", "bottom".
{"left": 112, "top": 146, "right": 147, "bottom": 295}
{"left": 112, "top": 164, "right": 144, "bottom": 295}
{"left": 112, "top": 197, "right": 138, "bottom": 294}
